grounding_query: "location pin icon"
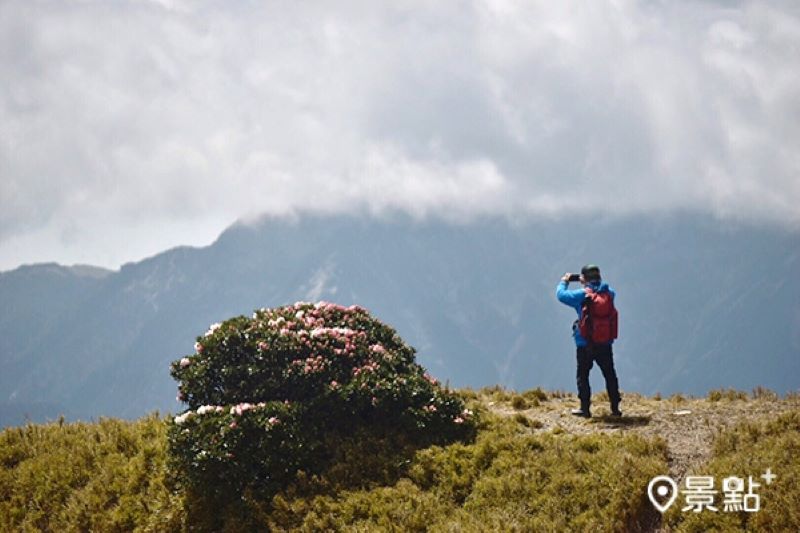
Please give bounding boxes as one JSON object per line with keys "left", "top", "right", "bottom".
{"left": 647, "top": 475, "right": 678, "bottom": 513}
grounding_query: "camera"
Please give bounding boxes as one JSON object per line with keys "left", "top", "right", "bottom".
{"left": 568, "top": 274, "right": 581, "bottom": 282}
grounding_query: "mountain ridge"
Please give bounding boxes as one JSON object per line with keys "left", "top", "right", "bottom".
{"left": 1, "top": 214, "right": 798, "bottom": 427}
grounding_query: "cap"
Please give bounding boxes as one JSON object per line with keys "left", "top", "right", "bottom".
{"left": 581, "top": 264, "right": 601, "bottom": 281}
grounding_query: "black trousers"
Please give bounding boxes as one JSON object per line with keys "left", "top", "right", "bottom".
{"left": 576, "top": 344, "right": 621, "bottom": 408}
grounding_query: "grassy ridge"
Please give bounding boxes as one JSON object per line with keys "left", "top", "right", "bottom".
{"left": 0, "top": 414, "right": 182, "bottom": 532}
{"left": 1, "top": 391, "right": 798, "bottom": 532}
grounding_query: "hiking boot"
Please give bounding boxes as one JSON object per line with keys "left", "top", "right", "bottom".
{"left": 610, "top": 408, "right": 622, "bottom": 417}
{"left": 571, "top": 408, "right": 591, "bottom": 418}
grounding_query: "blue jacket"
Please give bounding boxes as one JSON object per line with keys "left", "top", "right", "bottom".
{"left": 556, "top": 280, "right": 616, "bottom": 347}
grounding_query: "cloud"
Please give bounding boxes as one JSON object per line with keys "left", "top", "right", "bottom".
{"left": 1, "top": 0, "right": 798, "bottom": 269}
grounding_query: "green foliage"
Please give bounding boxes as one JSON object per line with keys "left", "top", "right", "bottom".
{"left": 7, "top": 358, "right": 797, "bottom": 533}
{"left": 168, "top": 302, "right": 475, "bottom": 502}
{"left": 666, "top": 411, "right": 800, "bottom": 532}
{"left": 2, "top": 407, "right": 664, "bottom": 532}
{"left": 0, "top": 415, "right": 182, "bottom": 532}
{"left": 8, "top": 395, "right": 797, "bottom": 531}
{"left": 266, "top": 414, "right": 669, "bottom": 531}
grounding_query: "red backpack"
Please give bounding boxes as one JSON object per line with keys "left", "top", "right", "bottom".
{"left": 578, "top": 288, "right": 618, "bottom": 344}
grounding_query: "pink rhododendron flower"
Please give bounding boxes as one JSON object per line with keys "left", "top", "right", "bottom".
{"left": 258, "top": 341, "right": 269, "bottom": 351}
{"left": 179, "top": 357, "right": 192, "bottom": 368}
{"left": 268, "top": 417, "right": 280, "bottom": 425}
{"left": 231, "top": 402, "right": 257, "bottom": 416}
{"left": 229, "top": 421, "right": 238, "bottom": 429}
{"left": 454, "top": 417, "right": 464, "bottom": 424}
{"left": 194, "top": 342, "right": 204, "bottom": 353}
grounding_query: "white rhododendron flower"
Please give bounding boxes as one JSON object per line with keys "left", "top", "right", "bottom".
{"left": 174, "top": 412, "right": 192, "bottom": 425}
{"left": 204, "top": 322, "right": 222, "bottom": 336}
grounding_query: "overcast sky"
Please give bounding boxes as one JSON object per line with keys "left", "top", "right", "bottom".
{"left": 1, "top": 0, "right": 798, "bottom": 271}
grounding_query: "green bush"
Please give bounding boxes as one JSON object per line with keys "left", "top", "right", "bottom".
{"left": 168, "top": 302, "right": 475, "bottom": 502}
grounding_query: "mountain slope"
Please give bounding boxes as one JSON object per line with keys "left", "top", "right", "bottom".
{"left": 0, "top": 214, "right": 798, "bottom": 425}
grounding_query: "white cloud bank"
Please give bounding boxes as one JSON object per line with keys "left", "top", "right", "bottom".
{"left": 1, "top": 0, "right": 798, "bottom": 269}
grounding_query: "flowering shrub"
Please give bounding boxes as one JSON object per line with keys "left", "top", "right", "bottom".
{"left": 168, "top": 301, "right": 475, "bottom": 500}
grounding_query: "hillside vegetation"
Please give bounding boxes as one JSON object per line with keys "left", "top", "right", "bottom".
{"left": 2, "top": 389, "right": 798, "bottom": 532}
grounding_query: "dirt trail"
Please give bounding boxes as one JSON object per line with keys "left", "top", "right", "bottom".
{"left": 487, "top": 393, "right": 799, "bottom": 482}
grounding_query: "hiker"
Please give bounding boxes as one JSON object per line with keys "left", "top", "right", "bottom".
{"left": 556, "top": 265, "right": 621, "bottom": 418}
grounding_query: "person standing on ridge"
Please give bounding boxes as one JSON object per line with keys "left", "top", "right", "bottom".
{"left": 556, "top": 265, "right": 621, "bottom": 418}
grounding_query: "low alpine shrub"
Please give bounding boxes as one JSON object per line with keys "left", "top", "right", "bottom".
{"left": 168, "top": 301, "right": 475, "bottom": 502}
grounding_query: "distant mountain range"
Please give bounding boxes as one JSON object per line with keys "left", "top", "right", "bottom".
{"left": 1, "top": 214, "right": 798, "bottom": 426}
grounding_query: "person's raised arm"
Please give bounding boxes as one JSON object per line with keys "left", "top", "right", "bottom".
{"left": 556, "top": 273, "right": 585, "bottom": 307}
